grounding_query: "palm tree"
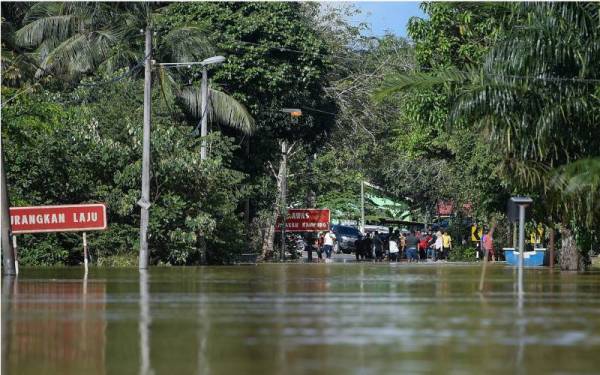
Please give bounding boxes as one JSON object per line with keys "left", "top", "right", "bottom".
{"left": 378, "top": 3, "right": 600, "bottom": 270}
{"left": 13, "top": 2, "right": 254, "bottom": 133}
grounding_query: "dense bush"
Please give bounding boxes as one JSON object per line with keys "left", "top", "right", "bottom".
{"left": 448, "top": 245, "right": 477, "bottom": 262}
{"left": 2, "top": 80, "right": 249, "bottom": 265}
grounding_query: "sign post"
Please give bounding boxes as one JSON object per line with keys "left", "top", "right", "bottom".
{"left": 11, "top": 235, "right": 18, "bottom": 275}
{"left": 9, "top": 204, "right": 107, "bottom": 272}
{"left": 83, "top": 232, "right": 88, "bottom": 274}
{"left": 510, "top": 197, "right": 533, "bottom": 297}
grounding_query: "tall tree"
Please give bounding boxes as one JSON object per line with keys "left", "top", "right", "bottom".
{"left": 379, "top": 3, "right": 600, "bottom": 269}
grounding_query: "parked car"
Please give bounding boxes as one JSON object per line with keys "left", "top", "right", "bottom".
{"left": 332, "top": 225, "right": 362, "bottom": 254}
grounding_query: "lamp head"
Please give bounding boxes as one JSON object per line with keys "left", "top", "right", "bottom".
{"left": 281, "top": 108, "right": 302, "bottom": 117}
{"left": 510, "top": 196, "right": 533, "bottom": 205}
{"left": 201, "top": 55, "right": 226, "bottom": 66}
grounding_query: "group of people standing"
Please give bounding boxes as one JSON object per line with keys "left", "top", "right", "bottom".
{"left": 354, "top": 229, "right": 453, "bottom": 263}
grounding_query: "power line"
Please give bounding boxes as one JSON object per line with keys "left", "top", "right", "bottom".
{"left": 230, "top": 39, "right": 600, "bottom": 84}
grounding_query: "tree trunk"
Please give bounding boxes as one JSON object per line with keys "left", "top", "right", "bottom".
{"left": 260, "top": 157, "right": 285, "bottom": 261}
{"left": 559, "top": 226, "right": 579, "bottom": 271}
{"left": 548, "top": 226, "right": 555, "bottom": 269}
{"left": 1, "top": 150, "right": 16, "bottom": 275}
{"left": 244, "top": 138, "right": 251, "bottom": 243}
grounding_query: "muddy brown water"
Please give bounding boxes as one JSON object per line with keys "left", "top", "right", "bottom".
{"left": 2, "top": 264, "right": 599, "bottom": 375}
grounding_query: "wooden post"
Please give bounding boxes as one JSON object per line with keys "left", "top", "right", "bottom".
{"left": 12, "top": 235, "right": 18, "bottom": 275}
{"left": 83, "top": 232, "right": 88, "bottom": 274}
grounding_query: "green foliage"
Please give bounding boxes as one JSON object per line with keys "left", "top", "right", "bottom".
{"left": 2, "top": 78, "right": 248, "bottom": 265}
{"left": 373, "top": 3, "right": 513, "bottom": 219}
{"left": 448, "top": 245, "right": 477, "bottom": 262}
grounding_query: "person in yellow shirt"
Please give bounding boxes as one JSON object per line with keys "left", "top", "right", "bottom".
{"left": 441, "top": 231, "right": 452, "bottom": 260}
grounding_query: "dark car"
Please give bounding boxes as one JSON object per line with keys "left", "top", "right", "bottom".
{"left": 332, "top": 225, "right": 362, "bottom": 254}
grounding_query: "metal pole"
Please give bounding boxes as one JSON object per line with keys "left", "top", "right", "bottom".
{"left": 1, "top": 151, "right": 16, "bottom": 275}
{"left": 280, "top": 141, "right": 287, "bottom": 262}
{"left": 517, "top": 204, "right": 526, "bottom": 297}
{"left": 11, "top": 235, "right": 18, "bottom": 275}
{"left": 139, "top": 26, "right": 152, "bottom": 270}
{"left": 360, "top": 181, "right": 365, "bottom": 233}
{"left": 200, "top": 68, "right": 209, "bottom": 161}
{"left": 83, "top": 232, "right": 88, "bottom": 274}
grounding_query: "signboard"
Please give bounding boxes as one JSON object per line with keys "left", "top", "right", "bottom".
{"left": 9, "top": 204, "right": 107, "bottom": 234}
{"left": 436, "top": 201, "right": 473, "bottom": 217}
{"left": 276, "top": 209, "right": 330, "bottom": 232}
{"left": 436, "top": 201, "right": 454, "bottom": 216}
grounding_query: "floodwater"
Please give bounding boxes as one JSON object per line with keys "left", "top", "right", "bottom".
{"left": 2, "top": 264, "right": 599, "bottom": 375}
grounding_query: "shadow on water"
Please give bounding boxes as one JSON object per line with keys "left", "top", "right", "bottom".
{"left": 2, "top": 264, "right": 600, "bottom": 375}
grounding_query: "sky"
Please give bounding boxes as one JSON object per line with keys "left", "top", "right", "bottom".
{"left": 346, "top": 1, "right": 427, "bottom": 38}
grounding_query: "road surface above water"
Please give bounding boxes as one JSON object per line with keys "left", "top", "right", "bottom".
{"left": 2, "top": 263, "right": 599, "bottom": 375}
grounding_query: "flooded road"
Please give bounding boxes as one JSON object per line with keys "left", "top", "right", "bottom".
{"left": 3, "top": 264, "right": 600, "bottom": 375}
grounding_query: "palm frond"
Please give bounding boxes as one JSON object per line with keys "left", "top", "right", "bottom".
{"left": 178, "top": 87, "right": 255, "bottom": 135}
{"left": 208, "top": 88, "right": 255, "bottom": 134}
{"left": 158, "top": 25, "right": 214, "bottom": 63}
{"left": 156, "top": 65, "right": 178, "bottom": 107}
{"left": 550, "top": 157, "right": 600, "bottom": 195}
{"left": 15, "top": 14, "right": 77, "bottom": 47}
{"left": 375, "top": 67, "right": 469, "bottom": 101}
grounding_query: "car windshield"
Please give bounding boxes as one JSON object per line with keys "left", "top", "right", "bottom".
{"left": 335, "top": 226, "right": 360, "bottom": 236}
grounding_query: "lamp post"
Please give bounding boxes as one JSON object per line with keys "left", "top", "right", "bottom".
{"left": 157, "top": 55, "right": 226, "bottom": 161}
{"left": 199, "top": 56, "right": 226, "bottom": 161}
{"left": 510, "top": 196, "right": 533, "bottom": 297}
{"left": 279, "top": 109, "right": 302, "bottom": 262}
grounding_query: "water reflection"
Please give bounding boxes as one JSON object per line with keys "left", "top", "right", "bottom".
{"left": 2, "top": 265, "right": 600, "bottom": 375}
{"left": 139, "top": 270, "right": 153, "bottom": 375}
{"left": 2, "top": 276, "right": 16, "bottom": 375}
{"left": 3, "top": 274, "right": 106, "bottom": 375}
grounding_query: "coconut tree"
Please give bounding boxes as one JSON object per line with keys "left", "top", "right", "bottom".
{"left": 13, "top": 2, "right": 254, "bottom": 132}
{"left": 378, "top": 2, "right": 600, "bottom": 270}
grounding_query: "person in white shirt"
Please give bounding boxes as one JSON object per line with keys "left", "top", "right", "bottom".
{"left": 389, "top": 229, "right": 400, "bottom": 262}
{"left": 434, "top": 230, "right": 443, "bottom": 261}
{"left": 323, "top": 230, "right": 336, "bottom": 260}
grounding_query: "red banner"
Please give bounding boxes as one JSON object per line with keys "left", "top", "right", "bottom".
{"left": 276, "top": 209, "right": 330, "bottom": 232}
{"left": 436, "top": 201, "right": 454, "bottom": 216}
{"left": 9, "top": 204, "right": 107, "bottom": 234}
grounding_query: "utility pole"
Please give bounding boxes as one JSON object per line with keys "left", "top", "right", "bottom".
{"left": 280, "top": 140, "right": 287, "bottom": 262}
{"left": 360, "top": 181, "right": 365, "bottom": 233}
{"left": 278, "top": 108, "right": 301, "bottom": 262}
{"left": 139, "top": 26, "right": 152, "bottom": 270}
{"left": 1, "top": 152, "right": 16, "bottom": 275}
{"left": 200, "top": 67, "right": 209, "bottom": 161}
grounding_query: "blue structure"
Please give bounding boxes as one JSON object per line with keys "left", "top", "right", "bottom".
{"left": 503, "top": 248, "right": 546, "bottom": 267}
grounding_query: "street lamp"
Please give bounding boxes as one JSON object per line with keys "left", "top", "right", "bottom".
{"left": 157, "top": 56, "right": 226, "bottom": 161}
{"left": 510, "top": 196, "right": 533, "bottom": 297}
{"left": 200, "top": 56, "right": 226, "bottom": 161}
{"left": 279, "top": 108, "right": 302, "bottom": 261}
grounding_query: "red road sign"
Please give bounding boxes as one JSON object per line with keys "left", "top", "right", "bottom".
{"left": 276, "top": 208, "right": 330, "bottom": 232}
{"left": 9, "top": 204, "right": 107, "bottom": 234}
